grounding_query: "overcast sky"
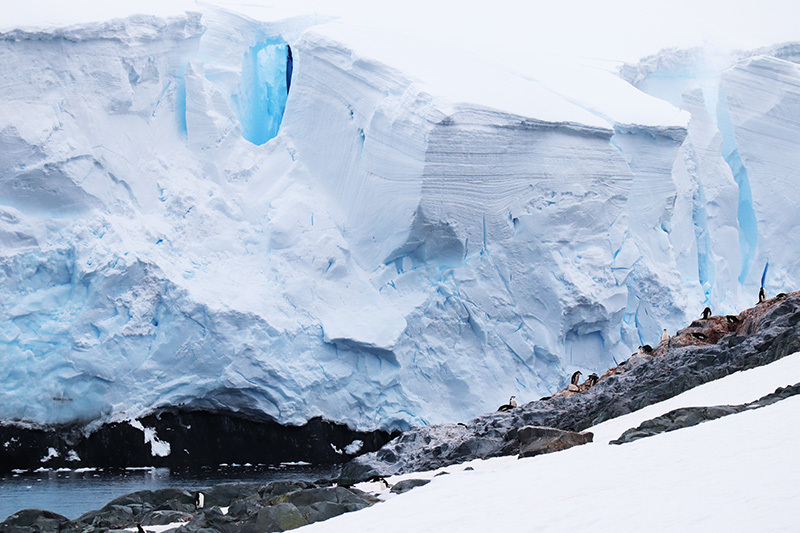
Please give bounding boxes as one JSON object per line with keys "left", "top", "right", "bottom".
{"left": 4, "top": 0, "right": 800, "bottom": 64}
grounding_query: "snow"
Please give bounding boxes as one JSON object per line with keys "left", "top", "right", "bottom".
{"left": 300, "top": 352, "right": 800, "bottom": 532}
{"left": 128, "top": 421, "right": 172, "bottom": 457}
{"left": 0, "top": 3, "right": 800, "bottom": 434}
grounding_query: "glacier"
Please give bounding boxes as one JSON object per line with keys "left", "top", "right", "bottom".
{"left": 1, "top": 7, "right": 799, "bottom": 434}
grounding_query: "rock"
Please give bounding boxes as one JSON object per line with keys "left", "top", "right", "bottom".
{"left": 70, "top": 504, "right": 136, "bottom": 530}
{"left": 106, "top": 488, "right": 194, "bottom": 509}
{"left": 517, "top": 426, "right": 593, "bottom": 458}
{"left": 269, "top": 486, "right": 370, "bottom": 508}
{"left": 141, "top": 509, "right": 194, "bottom": 525}
{"left": 227, "top": 499, "right": 268, "bottom": 520}
{"left": 301, "top": 501, "right": 353, "bottom": 524}
{"left": 611, "top": 382, "right": 800, "bottom": 444}
{"left": 390, "top": 479, "right": 431, "bottom": 494}
{"left": 175, "top": 506, "right": 234, "bottom": 533}
{"left": 255, "top": 503, "right": 308, "bottom": 532}
{"left": 258, "top": 480, "right": 315, "bottom": 500}
{"left": 0, "top": 509, "right": 70, "bottom": 533}
{"left": 202, "top": 482, "right": 263, "bottom": 507}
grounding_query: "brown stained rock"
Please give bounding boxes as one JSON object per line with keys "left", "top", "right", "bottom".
{"left": 517, "top": 426, "right": 593, "bottom": 459}
{"left": 736, "top": 291, "right": 794, "bottom": 336}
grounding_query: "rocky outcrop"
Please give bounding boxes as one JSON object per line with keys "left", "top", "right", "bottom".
{"left": 0, "top": 480, "right": 379, "bottom": 533}
{"left": 610, "top": 382, "right": 800, "bottom": 444}
{"left": 342, "top": 291, "right": 800, "bottom": 478}
{"left": 517, "top": 426, "right": 593, "bottom": 459}
{"left": 0, "top": 509, "right": 70, "bottom": 533}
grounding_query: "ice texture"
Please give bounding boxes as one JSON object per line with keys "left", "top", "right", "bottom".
{"left": 0, "top": 9, "right": 798, "bottom": 432}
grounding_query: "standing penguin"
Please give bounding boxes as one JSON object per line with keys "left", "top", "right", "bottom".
{"left": 759, "top": 287, "right": 766, "bottom": 303}
{"left": 195, "top": 491, "right": 205, "bottom": 510}
{"left": 701, "top": 307, "right": 712, "bottom": 319}
{"left": 661, "top": 329, "right": 669, "bottom": 343}
{"left": 497, "top": 396, "right": 517, "bottom": 412}
{"left": 571, "top": 371, "right": 582, "bottom": 386}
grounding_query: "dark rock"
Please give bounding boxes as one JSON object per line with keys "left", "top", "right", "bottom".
{"left": 258, "top": 480, "right": 315, "bottom": 500}
{"left": 227, "top": 500, "right": 267, "bottom": 520}
{"left": 176, "top": 506, "right": 234, "bottom": 533}
{"left": 142, "top": 510, "right": 194, "bottom": 526}
{"left": 301, "top": 501, "right": 354, "bottom": 524}
{"left": 254, "top": 503, "right": 307, "bottom": 532}
{"left": 203, "top": 482, "right": 263, "bottom": 507}
{"left": 611, "top": 382, "right": 800, "bottom": 444}
{"left": 0, "top": 509, "right": 70, "bottom": 533}
{"left": 72, "top": 504, "right": 136, "bottom": 529}
{"left": 107, "top": 488, "right": 194, "bottom": 509}
{"left": 269, "top": 486, "right": 369, "bottom": 508}
{"left": 517, "top": 426, "right": 593, "bottom": 458}
{"left": 390, "top": 479, "right": 431, "bottom": 494}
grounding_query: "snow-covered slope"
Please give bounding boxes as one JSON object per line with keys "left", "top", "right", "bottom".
{"left": 300, "top": 352, "right": 800, "bottom": 532}
{"left": 1, "top": 6, "right": 799, "bottom": 432}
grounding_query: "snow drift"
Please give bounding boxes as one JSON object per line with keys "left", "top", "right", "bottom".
{"left": 1, "top": 7, "right": 799, "bottom": 432}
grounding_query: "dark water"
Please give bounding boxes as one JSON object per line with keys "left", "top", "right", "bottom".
{"left": 0, "top": 463, "right": 341, "bottom": 522}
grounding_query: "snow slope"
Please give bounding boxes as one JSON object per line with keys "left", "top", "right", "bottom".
{"left": 300, "top": 352, "right": 800, "bottom": 532}
{"left": 1, "top": 5, "right": 800, "bottom": 432}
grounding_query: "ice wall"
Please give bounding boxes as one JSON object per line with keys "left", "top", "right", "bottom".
{"left": 1, "top": 10, "right": 799, "bottom": 432}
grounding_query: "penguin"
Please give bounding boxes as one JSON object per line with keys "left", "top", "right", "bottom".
{"left": 366, "top": 475, "right": 391, "bottom": 489}
{"left": 570, "top": 371, "right": 582, "bottom": 386}
{"left": 726, "top": 315, "right": 740, "bottom": 325}
{"left": 758, "top": 287, "right": 766, "bottom": 303}
{"left": 587, "top": 373, "right": 599, "bottom": 386}
{"left": 641, "top": 344, "right": 653, "bottom": 354}
{"left": 701, "top": 307, "right": 712, "bottom": 319}
{"left": 777, "top": 293, "right": 787, "bottom": 299}
{"left": 194, "top": 491, "right": 205, "bottom": 510}
{"left": 691, "top": 332, "right": 707, "bottom": 340}
{"left": 661, "top": 329, "right": 669, "bottom": 342}
{"left": 497, "top": 395, "right": 517, "bottom": 412}
{"left": 137, "top": 526, "right": 146, "bottom": 533}
{"left": 637, "top": 346, "right": 644, "bottom": 354}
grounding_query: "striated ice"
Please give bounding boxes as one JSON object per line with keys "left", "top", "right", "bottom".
{"left": 0, "top": 8, "right": 799, "bottom": 434}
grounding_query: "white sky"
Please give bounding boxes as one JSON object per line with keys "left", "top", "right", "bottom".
{"left": 4, "top": 0, "right": 800, "bottom": 65}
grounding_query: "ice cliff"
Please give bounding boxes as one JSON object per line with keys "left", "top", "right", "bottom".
{"left": 1, "top": 8, "right": 799, "bottom": 432}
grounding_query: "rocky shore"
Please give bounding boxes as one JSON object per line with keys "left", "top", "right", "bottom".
{"left": 0, "top": 480, "right": 380, "bottom": 533}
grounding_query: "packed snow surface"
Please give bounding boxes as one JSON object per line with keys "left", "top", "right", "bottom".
{"left": 1, "top": 3, "right": 800, "bottom": 431}
{"left": 300, "top": 352, "right": 800, "bottom": 532}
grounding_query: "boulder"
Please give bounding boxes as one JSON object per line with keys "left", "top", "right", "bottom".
{"left": 0, "top": 509, "right": 70, "bottom": 533}
{"left": 390, "top": 478, "right": 431, "bottom": 494}
{"left": 141, "top": 509, "right": 194, "bottom": 525}
{"left": 255, "top": 503, "right": 308, "bottom": 532}
{"left": 70, "top": 504, "right": 136, "bottom": 530}
{"left": 175, "top": 506, "right": 234, "bottom": 533}
{"left": 301, "top": 501, "right": 353, "bottom": 524}
{"left": 202, "top": 482, "right": 263, "bottom": 507}
{"left": 268, "top": 486, "right": 368, "bottom": 508}
{"left": 517, "top": 426, "right": 593, "bottom": 458}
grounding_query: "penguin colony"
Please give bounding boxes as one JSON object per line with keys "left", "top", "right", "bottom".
{"left": 506, "top": 285, "right": 786, "bottom": 405}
